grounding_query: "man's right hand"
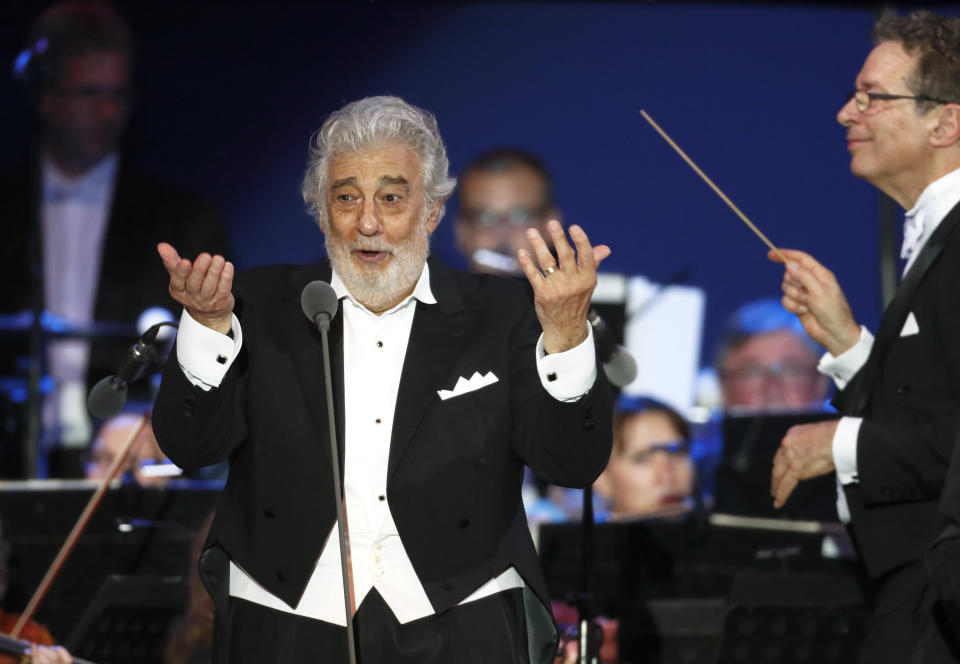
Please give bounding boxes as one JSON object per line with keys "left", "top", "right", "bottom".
{"left": 157, "top": 242, "right": 234, "bottom": 334}
{"left": 768, "top": 248, "right": 861, "bottom": 357}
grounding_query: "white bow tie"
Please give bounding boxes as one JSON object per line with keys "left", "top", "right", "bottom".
{"left": 901, "top": 211, "right": 925, "bottom": 261}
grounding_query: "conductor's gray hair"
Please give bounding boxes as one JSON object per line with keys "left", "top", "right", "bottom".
{"left": 301, "top": 96, "right": 457, "bottom": 229}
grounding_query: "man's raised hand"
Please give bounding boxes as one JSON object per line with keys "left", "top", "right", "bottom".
{"left": 517, "top": 220, "right": 611, "bottom": 354}
{"left": 157, "top": 242, "right": 234, "bottom": 334}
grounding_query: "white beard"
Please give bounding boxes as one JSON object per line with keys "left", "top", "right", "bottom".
{"left": 324, "top": 215, "right": 431, "bottom": 312}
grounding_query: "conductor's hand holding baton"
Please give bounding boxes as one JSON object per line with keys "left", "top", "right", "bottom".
{"left": 767, "top": 248, "right": 860, "bottom": 509}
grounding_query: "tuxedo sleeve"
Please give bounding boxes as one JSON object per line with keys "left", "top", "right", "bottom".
{"left": 507, "top": 300, "right": 613, "bottom": 489}
{"left": 153, "top": 296, "right": 251, "bottom": 469}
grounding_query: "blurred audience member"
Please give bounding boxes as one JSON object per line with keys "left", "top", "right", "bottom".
{"left": 85, "top": 412, "right": 171, "bottom": 486}
{"left": 454, "top": 148, "right": 558, "bottom": 274}
{"left": 595, "top": 397, "right": 696, "bottom": 519}
{"left": 715, "top": 298, "right": 829, "bottom": 411}
{"left": 0, "top": 1, "right": 229, "bottom": 472}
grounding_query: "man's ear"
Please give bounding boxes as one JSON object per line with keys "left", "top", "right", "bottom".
{"left": 930, "top": 104, "right": 960, "bottom": 148}
{"left": 426, "top": 198, "right": 444, "bottom": 234}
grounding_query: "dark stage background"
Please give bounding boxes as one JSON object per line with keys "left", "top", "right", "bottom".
{"left": 5, "top": 1, "right": 953, "bottom": 368}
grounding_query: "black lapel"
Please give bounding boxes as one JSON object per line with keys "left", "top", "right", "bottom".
{"left": 282, "top": 261, "right": 347, "bottom": 480}
{"left": 387, "top": 259, "right": 478, "bottom": 481}
{"left": 845, "top": 201, "right": 960, "bottom": 414}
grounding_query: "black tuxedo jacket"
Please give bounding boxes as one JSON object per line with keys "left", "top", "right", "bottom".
{"left": 0, "top": 160, "right": 230, "bottom": 386}
{"left": 153, "top": 257, "right": 614, "bottom": 663}
{"left": 833, "top": 200, "right": 960, "bottom": 580}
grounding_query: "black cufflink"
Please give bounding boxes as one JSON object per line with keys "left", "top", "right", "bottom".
{"left": 216, "top": 355, "right": 227, "bottom": 365}
{"left": 547, "top": 372, "right": 558, "bottom": 382}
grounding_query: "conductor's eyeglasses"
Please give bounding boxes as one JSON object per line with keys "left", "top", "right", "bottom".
{"left": 847, "top": 90, "right": 956, "bottom": 112}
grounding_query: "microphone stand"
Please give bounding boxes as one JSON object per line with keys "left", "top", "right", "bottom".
{"left": 578, "top": 485, "right": 601, "bottom": 664}
{"left": 317, "top": 318, "right": 358, "bottom": 664}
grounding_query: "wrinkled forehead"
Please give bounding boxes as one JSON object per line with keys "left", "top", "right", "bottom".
{"left": 857, "top": 40, "right": 919, "bottom": 90}
{"left": 326, "top": 141, "right": 425, "bottom": 188}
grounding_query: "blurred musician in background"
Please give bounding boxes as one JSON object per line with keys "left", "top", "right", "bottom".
{"left": 770, "top": 11, "right": 960, "bottom": 662}
{"left": 84, "top": 412, "right": 170, "bottom": 487}
{"left": 453, "top": 148, "right": 558, "bottom": 276}
{"left": 0, "top": 1, "right": 229, "bottom": 475}
{"left": 594, "top": 397, "right": 695, "bottom": 519}
{"left": 715, "top": 298, "right": 829, "bottom": 412}
{"left": 0, "top": 516, "right": 72, "bottom": 664}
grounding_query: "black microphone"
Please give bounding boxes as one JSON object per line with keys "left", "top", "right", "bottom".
{"left": 301, "top": 280, "right": 339, "bottom": 332}
{"left": 87, "top": 322, "right": 176, "bottom": 419}
{"left": 588, "top": 308, "right": 638, "bottom": 389}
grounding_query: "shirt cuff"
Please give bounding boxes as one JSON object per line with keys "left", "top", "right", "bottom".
{"left": 176, "top": 309, "right": 243, "bottom": 390}
{"left": 832, "top": 416, "right": 861, "bottom": 485}
{"left": 818, "top": 326, "right": 874, "bottom": 390}
{"left": 535, "top": 323, "right": 597, "bottom": 402}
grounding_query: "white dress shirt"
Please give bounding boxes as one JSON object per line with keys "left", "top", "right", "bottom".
{"left": 41, "top": 154, "right": 119, "bottom": 447}
{"left": 819, "top": 166, "right": 960, "bottom": 521}
{"left": 177, "top": 262, "right": 598, "bottom": 625}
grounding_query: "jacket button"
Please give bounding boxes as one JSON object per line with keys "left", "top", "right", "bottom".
{"left": 583, "top": 418, "right": 595, "bottom": 431}
{"left": 263, "top": 508, "right": 275, "bottom": 519}
{"left": 458, "top": 518, "right": 470, "bottom": 529}
{"left": 183, "top": 410, "right": 193, "bottom": 419}
{"left": 896, "top": 385, "right": 909, "bottom": 395}
{"left": 276, "top": 570, "right": 286, "bottom": 582}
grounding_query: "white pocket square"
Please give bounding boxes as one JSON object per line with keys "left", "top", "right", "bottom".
{"left": 900, "top": 311, "right": 920, "bottom": 337}
{"left": 437, "top": 371, "right": 499, "bottom": 400}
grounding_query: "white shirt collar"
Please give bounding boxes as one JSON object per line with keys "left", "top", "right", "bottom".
{"left": 901, "top": 166, "right": 960, "bottom": 274}
{"left": 330, "top": 260, "right": 437, "bottom": 315}
{"left": 905, "top": 166, "right": 960, "bottom": 234}
{"left": 43, "top": 152, "right": 119, "bottom": 201}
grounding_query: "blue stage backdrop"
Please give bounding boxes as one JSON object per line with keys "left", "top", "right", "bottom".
{"left": 3, "top": 2, "right": 937, "bottom": 369}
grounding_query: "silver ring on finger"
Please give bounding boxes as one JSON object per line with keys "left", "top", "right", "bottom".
{"left": 543, "top": 265, "right": 557, "bottom": 277}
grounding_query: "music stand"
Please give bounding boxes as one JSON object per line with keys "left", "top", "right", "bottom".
{"left": 715, "top": 411, "right": 839, "bottom": 522}
{"left": 64, "top": 574, "right": 187, "bottom": 664}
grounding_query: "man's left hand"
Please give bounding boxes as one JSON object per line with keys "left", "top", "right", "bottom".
{"left": 771, "top": 420, "right": 839, "bottom": 508}
{"left": 517, "top": 220, "right": 611, "bottom": 354}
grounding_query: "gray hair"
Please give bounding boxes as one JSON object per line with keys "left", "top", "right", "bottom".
{"left": 301, "top": 96, "right": 457, "bottom": 229}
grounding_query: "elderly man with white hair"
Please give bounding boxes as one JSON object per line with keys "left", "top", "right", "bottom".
{"left": 152, "top": 96, "right": 614, "bottom": 663}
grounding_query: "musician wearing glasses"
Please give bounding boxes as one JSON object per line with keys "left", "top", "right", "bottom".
{"left": 768, "top": 12, "right": 960, "bottom": 662}
{"left": 453, "top": 149, "right": 559, "bottom": 276}
{"left": 0, "top": 2, "right": 228, "bottom": 471}
{"left": 593, "top": 398, "right": 695, "bottom": 520}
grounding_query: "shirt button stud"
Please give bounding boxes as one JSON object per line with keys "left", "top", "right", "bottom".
{"left": 376, "top": 341, "right": 384, "bottom": 348}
